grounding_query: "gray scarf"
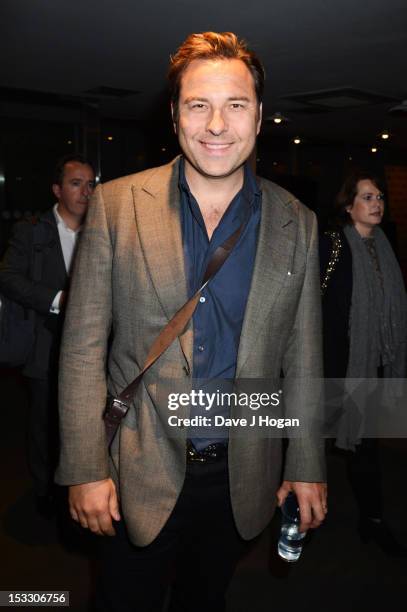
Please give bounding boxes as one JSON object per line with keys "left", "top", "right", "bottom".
{"left": 335, "top": 225, "right": 407, "bottom": 450}
{"left": 344, "top": 224, "right": 407, "bottom": 378}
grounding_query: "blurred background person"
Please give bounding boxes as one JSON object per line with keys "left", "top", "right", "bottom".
{"left": 319, "top": 171, "right": 407, "bottom": 557}
{"left": 0, "top": 154, "right": 95, "bottom": 517}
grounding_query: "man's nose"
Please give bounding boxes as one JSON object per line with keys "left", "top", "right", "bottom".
{"left": 206, "top": 109, "right": 227, "bottom": 135}
{"left": 82, "top": 183, "right": 92, "bottom": 198}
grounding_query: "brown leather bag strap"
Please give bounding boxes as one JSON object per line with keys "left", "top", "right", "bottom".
{"left": 104, "top": 220, "right": 246, "bottom": 446}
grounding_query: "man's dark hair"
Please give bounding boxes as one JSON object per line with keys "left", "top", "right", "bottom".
{"left": 168, "top": 31, "right": 265, "bottom": 118}
{"left": 332, "top": 170, "right": 385, "bottom": 227}
{"left": 53, "top": 154, "right": 96, "bottom": 186}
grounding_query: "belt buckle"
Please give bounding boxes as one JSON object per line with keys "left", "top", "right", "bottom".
{"left": 104, "top": 396, "right": 129, "bottom": 424}
{"left": 186, "top": 442, "right": 227, "bottom": 463}
{"left": 203, "top": 443, "right": 226, "bottom": 461}
{"left": 186, "top": 443, "right": 206, "bottom": 463}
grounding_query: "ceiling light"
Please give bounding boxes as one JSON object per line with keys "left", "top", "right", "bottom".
{"left": 371, "top": 147, "right": 377, "bottom": 153}
{"left": 107, "top": 136, "right": 113, "bottom": 141}
{"left": 294, "top": 138, "right": 301, "bottom": 145}
{"left": 266, "top": 112, "right": 291, "bottom": 124}
{"left": 67, "top": 140, "right": 72, "bottom": 145}
{"left": 381, "top": 132, "right": 390, "bottom": 140}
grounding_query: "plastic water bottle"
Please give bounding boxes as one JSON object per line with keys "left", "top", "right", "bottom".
{"left": 277, "top": 492, "right": 306, "bottom": 562}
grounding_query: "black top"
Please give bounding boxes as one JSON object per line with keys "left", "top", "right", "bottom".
{"left": 319, "top": 229, "right": 353, "bottom": 378}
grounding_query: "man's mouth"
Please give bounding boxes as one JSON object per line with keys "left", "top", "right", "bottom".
{"left": 200, "top": 142, "right": 232, "bottom": 150}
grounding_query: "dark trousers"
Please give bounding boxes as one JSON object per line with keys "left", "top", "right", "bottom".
{"left": 94, "top": 457, "right": 248, "bottom": 612}
{"left": 346, "top": 367, "right": 384, "bottom": 520}
{"left": 346, "top": 438, "right": 383, "bottom": 519}
{"left": 26, "top": 376, "right": 58, "bottom": 497}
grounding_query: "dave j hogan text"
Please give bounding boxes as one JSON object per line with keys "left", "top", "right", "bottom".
{"left": 168, "top": 415, "right": 300, "bottom": 429}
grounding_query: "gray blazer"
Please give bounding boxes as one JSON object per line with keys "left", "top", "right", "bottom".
{"left": 56, "top": 157, "right": 325, "bottom": 546}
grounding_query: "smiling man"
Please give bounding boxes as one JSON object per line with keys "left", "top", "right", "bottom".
{"left": 56, "top": 32, "right": 327, "bottom": 611}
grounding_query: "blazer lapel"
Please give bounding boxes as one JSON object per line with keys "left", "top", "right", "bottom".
{"left": 54, "top": 230, "right": 69, "bottom": 285}
{"left": 40, "top": 210, "right": 68, "bottom": 287}
{"left": 132, "top": 157, "right": 192, "bottom": 367}
{"left": 236, "top": 181, "right": 298, "bottom": 376}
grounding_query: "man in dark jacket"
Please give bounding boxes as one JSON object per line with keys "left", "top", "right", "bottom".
{"left": 0, "top": 154, "right": 95, "bottom": 514}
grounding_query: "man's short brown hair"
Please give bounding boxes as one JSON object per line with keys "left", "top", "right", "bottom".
{"left": 168, "top": 31, "right": 265, "bottom": 118}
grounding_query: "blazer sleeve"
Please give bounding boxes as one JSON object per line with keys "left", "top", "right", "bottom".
{"left": 56, "top": 185, "right": 113, "bottom": 485}
{"left": 282, "top": 210, "right": 326, "bottom": 483}
{"left": 0, "top": 220, "right": 57, "bottom": 314}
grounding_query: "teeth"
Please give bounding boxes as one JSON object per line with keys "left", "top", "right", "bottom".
{"left": 202, "top": 143, "right": 230, "bottom": 149}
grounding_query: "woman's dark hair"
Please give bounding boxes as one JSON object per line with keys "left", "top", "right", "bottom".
{"left": 168, "top": 31, "right": 265, "bottom": 119}
{"left": 332, "top": 170, "right": 385, "bottom": 227}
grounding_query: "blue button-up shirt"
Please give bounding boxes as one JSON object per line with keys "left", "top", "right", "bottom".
{"left": 179, "top": 158, "right": 262, "bottom": 448}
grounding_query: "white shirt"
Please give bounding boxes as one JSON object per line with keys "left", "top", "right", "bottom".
{"left": 50, "top": 204, "right": 82, "bottom": 313}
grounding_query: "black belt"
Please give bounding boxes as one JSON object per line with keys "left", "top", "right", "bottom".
{"left": 186, "top": 441, "right": 228, "bottom": 463}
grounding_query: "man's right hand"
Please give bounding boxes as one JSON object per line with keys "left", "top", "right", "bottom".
{"left": 68, "top": 478, "right": 120, "bottom": 536}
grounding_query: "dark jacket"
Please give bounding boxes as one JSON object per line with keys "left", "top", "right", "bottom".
{"left": 0, "top": 209, "right": 68, "bottom": 378}
{"left": 319, "top": 229, "right": 353, "bottom": 378}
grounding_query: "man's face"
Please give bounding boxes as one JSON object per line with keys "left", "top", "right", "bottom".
{"left": 52, "top": 161, "right": 95, "bottom": 221}
{"left": 173, "top": 58, "right": 262, "bottom": 181}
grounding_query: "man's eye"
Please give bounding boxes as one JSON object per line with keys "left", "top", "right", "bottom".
{"left": 230, "top": 103, "right": 244, "bottom": 109}
{"left": 191, "top": 103, "right": 206, "bottom": 110}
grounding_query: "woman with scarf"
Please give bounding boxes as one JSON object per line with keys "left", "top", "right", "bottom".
{"left": 320, "top": 171, "right": 407, "bottom": 557}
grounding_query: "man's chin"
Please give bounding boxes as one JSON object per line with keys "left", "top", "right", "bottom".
{"left": 184, "top": 157, "right": 246, "bottom": 181}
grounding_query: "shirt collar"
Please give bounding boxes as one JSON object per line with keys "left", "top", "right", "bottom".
{"left": 53, "top": 203, "right": 82, "bottom": 233}
{"left": 178, "top": 156, "right": 261, "bottom": 205}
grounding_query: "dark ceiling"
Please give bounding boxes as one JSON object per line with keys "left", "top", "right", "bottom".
{"left": 1, "top": 0, "right": 407, "bottom": 149}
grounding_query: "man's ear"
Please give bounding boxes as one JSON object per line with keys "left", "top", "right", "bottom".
{"left": 171, "top": 102, "right": 177, "bottom": 134}
{"left": 52, "top": 184, "right": 61, "bottom": 200}
{"left": 256, "top": 102, "right": 263, "bottom": 135}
